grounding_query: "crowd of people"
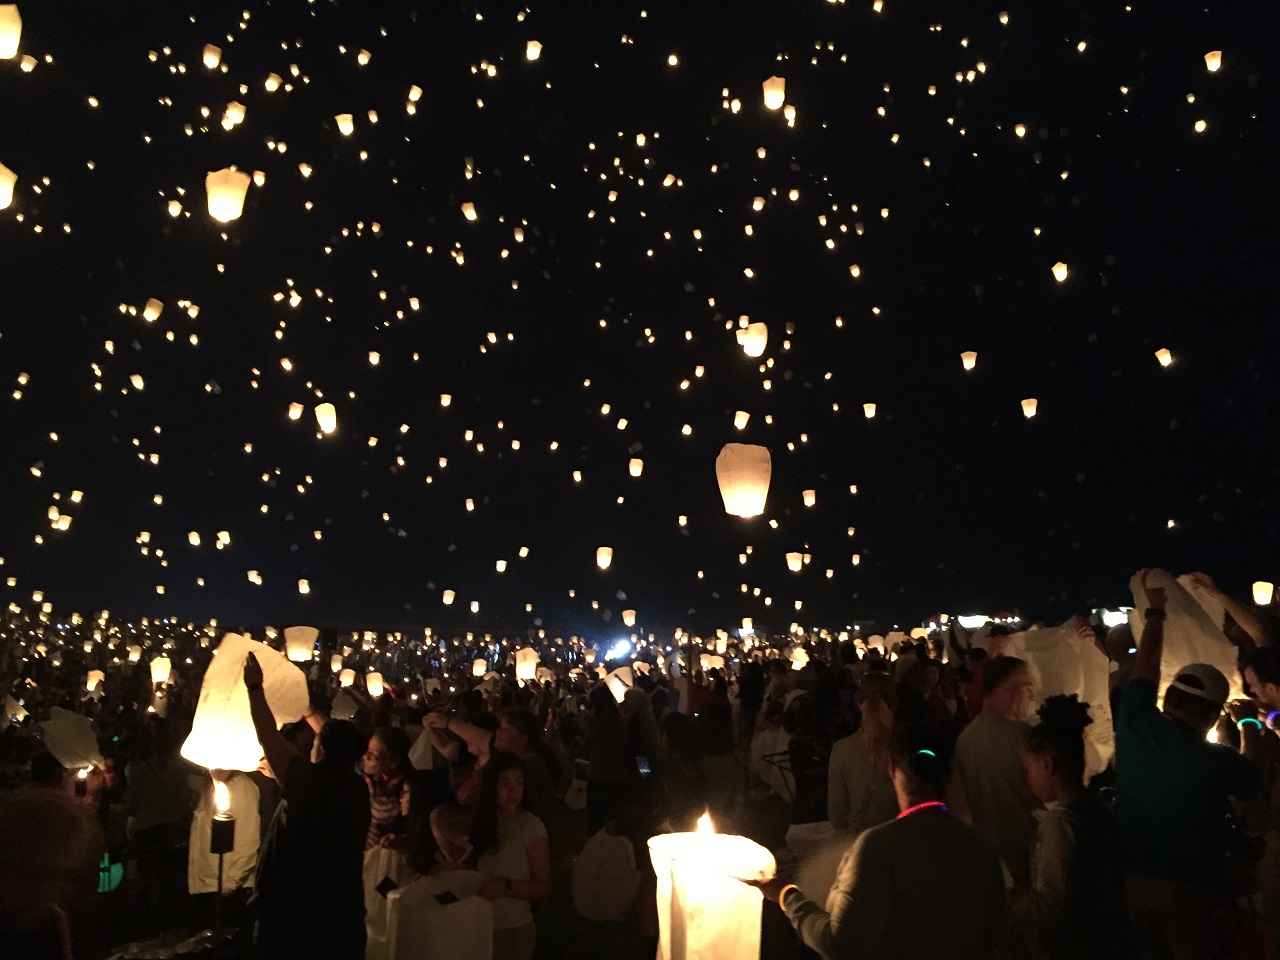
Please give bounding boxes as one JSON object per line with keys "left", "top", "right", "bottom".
{"left": 1, "top": 568, "right": 1279, "bottom": 960}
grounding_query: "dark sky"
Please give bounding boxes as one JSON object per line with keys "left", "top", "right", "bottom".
{"left": 1, "top": 0, "right": 1276, "bottom": 638}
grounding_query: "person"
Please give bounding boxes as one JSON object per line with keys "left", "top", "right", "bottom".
{"left": 1188, "top": 571, "right": 1277, "bottom": 650}
{"left": 582, "top": 684, "right": 633, "bottom": 833}
{"left": 471, "top": 751, "right": 552, "bottom": 960}
{"left": 188, "top": 769, "right": 260, "bottom": 896}
{"left": 1011, "top": 695, "right": 1130, "bottom": 959}
{"left": 761, "top": 721, "right": 1006, "bottom": 959}
{"left": 828, "top": 672, "right": 899, "bottom": 836}
{"left": 655, "top": 711, "right": 706, "bottom": 831}
{"left": 738, "top": 660, "right": 765, "bottom": 744}
{"left": 364, "top": 726, "right": 411, "bottom": 851}
{"left": 951, "top": 654, "right": 1041, "bottom": 886}
{"left": 125, "top": 719, "right": 195, "bottom": 911}
{"left": 244, "top": 653, "right": 371, "bottom": 960}
{"left": 1116, "top": 571, "right": 1262, "bottom": 960}
{"left": 425, "top": 707, "right": 560, "bottom": 818}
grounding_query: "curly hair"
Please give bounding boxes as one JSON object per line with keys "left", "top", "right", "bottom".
{"left": 1024, "top": 694, "right": 1092, "bottom": 781}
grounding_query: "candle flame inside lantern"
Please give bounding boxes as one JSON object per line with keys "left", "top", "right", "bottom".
{"left": 696, "top": 812, "right": 714, "bottom": 834}
{"left": 77, "top": 766, "right": 91, "bottom": 781}
{"left": 213, "top": 778, "right": 231, "bottom": 815}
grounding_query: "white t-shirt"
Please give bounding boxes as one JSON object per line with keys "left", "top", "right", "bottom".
{"left": 477, "top": 811, "right": 547, "bottom": 929}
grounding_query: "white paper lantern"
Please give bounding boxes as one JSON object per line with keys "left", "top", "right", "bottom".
{"left": 733, "top": 410, "right": 750, "bottom": 430}
{"left": 786, "top": 552, "right": 803, "bottom": 573}
{"left": 1205, "top": 50, "right": 1222, "bottom": 73}
{"left": 526, "top": 40, "right": 542, "bottom": 61}
{"left": 461, "top": 202, "right": 477, "bottom": 221}
{"left": 335, "top": 113, "right": 355, "bottom": 136}
{"left": 961, "top": 351, "right": 977, "bottom": 371}
{"left": 442, "top": 589, "right": 456, "bottom": 605}
{"left": 629, "top": 458, "right": 644, "bottom": 477}
{"left": 339, "top": 668, "right": 356, "bottom": 688}
{"left": 472, "top": 658, "right": 487, "bottom": 677}
{"left": 0, "top": 5, "right": 21, "bottom": 60}
{"left": 0, "top": 161, "right": 15, "bottom": 209}
{"left": 1051, "top": 261, "right": 1069, "bottom": 282}
{"left": 1155, "top": 348, "right": 1173, "bottom": 367}
{"left": 622, "top": 609, "right": 637, "bottom": 627}
{"left": 597, "top": 546, "right": 613, "bottom": 570}
{"left": 367, "top": 672, "right": 385, "bottom": 698}
{"left": 315, "top": 402, "right": 338, "bottom": 434}
{"left": 1021, "top": 398, "right": 1038, "bottom": 419}
{"left": 863, "top": 403, "right": 877, "bottom": 419}
{"left": 762, "top": 76, "right": 786, "bottom": 110}
{"left": 202, "top": 43, "right": 222, "bottom": 69}
{"left": 85, "top": 669, "right": 105, "bottom": 693}
{"left": 330, "top": 654, "right": 343, "bottom": 674}
{"left": 150, "top": 657, "right": 171, "bottom": 685}
{"left": 515, "top": 647, "right": 539, "bottom": 682}
{"left": 802, "top": 489, "right": 816, "bottom": 508}
{"left": 605, "top": 666, "right": 634, "bottom": 703}
{"left": 128, "top": 644, "right": 142, "bottom": 663}
{"left": 735, "top": 322, "right": 768, "bottom": 358}
{"left": 584, "top": 648, "right": 597, "bottom": 665}
{"left": 284, "top": 626, "right": 318, "bottom": 663}
{"left": 205, "top": 168, "right": 251, "bottom": 223}
{"left": 1255, "top": 582, "right": 1275, "bottom": 606}
{"left": 716, "top": 443, "right": 771, "bottom": 518}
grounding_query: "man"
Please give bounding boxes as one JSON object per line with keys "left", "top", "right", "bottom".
{"left": 245, "top": 653, "right": 370, "bottom": 960}
{"left": 951, "top": 654, "right": 1041, "bottom": 886}
{"left": 1116, "top": 571, "right": 1261, "bottom": 960}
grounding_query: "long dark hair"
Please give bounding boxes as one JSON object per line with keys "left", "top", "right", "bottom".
{"left": 502, "top": 708, "right": 563, "bottom": 782}
{"left": 1025, "top": 694, "right": 1092, "bottom": 782}
{"left": 469, "top": 751, "right": 526, "bottom": 856}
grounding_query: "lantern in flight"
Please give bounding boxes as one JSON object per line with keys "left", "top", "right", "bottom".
{"left": 339, "top": 668, "right": 355, "bottom": 688}
{"left": 335, "top": 113, "right": 354, "bottom": 136}
{"left": 736, "top": 322, "right": 768, "bottom": 358}
{"left": 205, "top": 168, "right": 251, "bottom": 223}
{"left": 623, "top": 610, "right": 637, "bottom": 627}
{"left": 150, "top": 657, "right": 172, "bottom": 685}
{"left": 1051, "top": 262, "right": 1069, "bottom": 282}
{"left": 762, "top": 76, "right": 786, "bottom": 110}
{"left": 1155, "top": 348, "right": 1172, "bottom": 367}
{"left": 1021, "top": 398, "right": 1039, "bottom": 418}
{"left": 1254, "top": 582, "right": 1275, "bottom": 606}
{"left": 0, "top": 5, "right": 20, "bottom": 60}
{"left": 284, "top": 626, "right": 318, "bottom": 663}
{"left": 1205, "top": 51, "right": 1222, "bottom": 72}
{"left": 526, "top": 40, "right": 542, "bottom": 61}
{"left": 597, "top": 547, "right": 613, "bottom": 570}
{"left": 786, "top": 552, "right": 803, "bottom": 573}
{"left": 0, "top": 162, "right": 16, "bottom": 209}
{"left": 442, "top": 590, "right": 456, "bottom": 605}
{"left": 961, "top": 351, "right": 977, "bottom": 370}
{"left": 716, "top": 443, "right": 771, "bottom": 518}
{"left": 202, "top": 43, "right": 221, "bottom": 69}
{"left": 802, "top": 489, "right": 816, "bottom": 508}
{"left": 629, "top": 458, "right": 644, "bottom": 477}
{"left": 366, "top": 672, "right": 385, "bottom": 698}
{"left": 734, "top": 411, "right": 750, "bottom": 430}
{"left": 315, "top": 403, "right": 337, "bottom": 434}
{"left": 515, "top": 647, "right": 539, "bottom": 682}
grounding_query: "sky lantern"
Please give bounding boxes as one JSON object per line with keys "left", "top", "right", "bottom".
{"left": 629, "top": 458, "right": 644, "bottom": 477}
{"left": 734, "top": 411, "right": 749, "bottom": 430}
{"left": 297, "top": 579, "right": 310, "bottom": 595}
{"left": 150, "top": 656, "right": 171, "bottom": 685}
{"left": 526, "top": 40, "right": 542, "bottom": 60}
{"left": 0, "top": 5, "right": 19, "bottom": 60}
{"left": 716, "top": 443, "right": 771, "bottom": 518}
{"left": 288, "top": 403, "right": 303, "bottom": 420}
{"left": 515, "top": 647, "right": 539, "bottom": 682}
{"left": 339, "top": 668, "right": 355, "bottom": 688}
{"left": 736, "top": 322, "right": 768, "bottom": 358}
{"left": 205, "top": 168, "right": 251, "bottom": 223}
{"left": 461, "top": 202, "right": 477, "bottom": 221}
{"left": 863, "top": 403, "right": 876, "bottom": 419}
{"left": 649, "top": 813, "right": 776, "bottom": 960}
{"left": 961, "top": 351, "right": 978, "bottom": 370}
{"left": 622, "top": 609, "right": 637, "bottom": 627}
{"left": 366, "top": 671, "right": 385, "bottom": 698}
{"left": 1155, "top": 348, "right": 1173, "bottom": 367}
{"left": 597, "top": 546, "right": 613, "bottom": 569}
{"left": 1051, "top": 261, "right": 1069, "bottom": 282}
{"left": 265, "top": 72, "right": 283, "bottom": 92}
{"left": 330, "top": 654, "right": 343, "bottom": 674}
{"left": 201, "top": 43, "right": 221, "bottom": 69}
{"left": 283, "top": 626, "right": 318, "bottom": 663}
{"left": 472, "top": 658, "right": 486, "bottom": 677}
{"left": 0, "top": 162, "right": 16, "bottom": 209}
{"left": 762, "top": 76, "right": 786, "bottom": 110}
{"left": 786, "top": 552, "right": 803, "bottom": 572}
{"left": 802, "top": 489, "right": 816, "bottom": 508}
{"left": 128, "top": 644, "right": 142, "bottom": 663}
{"left": 442, "top": 589, "right": 456, "bottom": 604}
{"left": 86, "top": 669, "right": 105, "bottom": 692}
{"left": 1021, "top": 398, "right": 1039, "bottom": 418}
{"left": 1205, "top": 50, "right": 1222, "bottom": 72}
{"left": 143, "top": 298, "right": 164, "bottom": 322}
{"left": 1254, "top": 582, "right": 1275, "bottom": 605}
{"left": 335, "top": 113, "right": 355, "bottom": 136}
{"left": 315, "top": 402, "right": 337, "bottom": 434}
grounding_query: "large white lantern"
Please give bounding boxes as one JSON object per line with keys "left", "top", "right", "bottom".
{"left": 716, "top": 443, "right": 771, "bottom": 518}
{"left": 85, "top": 669, "right": 105, "bottom": 693}
{"left": 629, "top": 458, "right": 644, "bottom": 477}
{"left": 0, "top": 5, "right": 20, "bottom": 60}
{"left": 597, "top": 547, "right": 613, "bottom": 570}
{"left": 622, "top": 609, "right": 637, "bottom": 627}
{"left": 733, "top": 410, "right": 750, "bottom": 430}
{"left": 0, "top": 161, "right": 16, "bottom": 209}
{"left": 442, "top": 589, "right": 456, "bottom": 605}
{"left": 1255, "top": 582, "right": 1275, "bottom": 606}
{"left": 762, "top": 76, "right": 786, "bottom": 110}
{"left": 649, "top": 815, "right": 776, "bottom": 960}
{"left": 335, "top": 113, "right": 355, "bottom": 136}
{"left": 515, "top": 647, "right": 539, "bottom": 682}
{"left": 202, "top": 44, "right": 222, "bottom": 69}
{"left": 205, "top": 168, "right": 251, "bottom": 223}
{"left": 339, "top": 668, "right": 356, "bottom": 688}
{"left": 1051, "top": 261, "right": 1069, "bottom": 282}
{"left": 315, "top": 402, "right": 338, "bottom": 434}
{"left": 367, "top": 672, "right": 385, "bottom": 698}
{"left": 786, "top": 552, "right": 803, "bottom": 572}
{"left": 472, "top": 658, "right": 487, "bottom": 677}
{"left": 150, "top": 657, "right": 172, "bottom": 685}
{"left": 1205, "top": 50, "right": 1222, "bottom": 73}
{"left": 802, "top": 489, "right": 816, "bottom": 508}
{"left": 284, "top": 626, "right": 318, "bottom": 663}
{"left": 736, "top": 322, "right": 768, "bottom": 358}
{"left": 526, "top": 40, "right": 542, "bottom": 61}
{"left": 605, "top": 666, "right": 634, "bottom": 704}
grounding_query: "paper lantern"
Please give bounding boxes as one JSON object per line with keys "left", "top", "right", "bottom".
{"left": 472, "top": 658, "right": 487, "bottom": 677}
{"left": 584, "top": 648, "right": 597, "bottom": 664}
{"left": 265, "top": 72, "right": 283, "bottom": 92}
{"left": 339, "top": 668, "right": 355, "bottom": 688}
{"left": 440, "top": 393, "right": 452, "bottom": 407}
{"left": 3, "top": 694, "right": 27, "bottom": 725}
{"left": 1255, "top": 582, "right": 1275, "bottom": 606}
{"left": 786, "top": 552, "right": 803, "bottom": 573}
{"left": 0, "top": 161, "right": 17, "bottom": 209}
{"left": 526, "top": 40, "right": 542, "bottom": 61}
{"left": 461, "top": 202, "right": 477, "bottom": 221}
{"left": 202, "top": 44, "right": 222, "bottom": 69}
{"left": 297, "top": 579, "right": 311, "bottom": 595}
{"left": 128, "top": 645, "right": 142, "bottom": 663}
{"left": 791, "top": 647, "right": 810, "bottom": 671}
{"left": 42, "top": 711, "right": 103, "bottom": 771}
{"left": 961, "top": 350, "right": 977, "bottom": 370}
{"left": 442, "top": 590, "right": 456, "bottom": 605}
{"left": 622, "top": 609, "right": 637, "bottom": 627}
{"left": 0, "top": 5, "right": 20, "bottom": 60}
{"left": 597, "top": 547, "right": 613, "bottom": 570}
{"left": 205, "top": 168, "right": 251, "bottom": 223}
{"left": 605, "top": 666, "right": 633, "bottom": 703}
{"left": 1021, "top": 398, "right": 1038, "bottom": 419}
{"left": 1051, "top": 262, "right": 1069, "bottom": 282}
{"left": 734, "top": 410, "right": 749, "bottom": 430}
{"left": 1205, "top": 50, "right": 1222, "bottom": 72}
{"left": 716, "top": 443, "right": 771, "bottom": 518}
{"left": 863, "top": 403, "right": 876, "bottom": 419}
{"left": 1155, "top": 348, "right": 1173, "bottom": 367}
{"left": 367, "top": 672, "right": 385, "bottom": 698}
{"left": 284, "top": 626, "right": 318, "bottom": 663}
{"left": 85, "top": 669, "right": 105, "bottom": 693}
{"left": 762, "top": 76, "right": 786, "bottom": 110}
{"left": 315, "top": 402, "right": 338, "bottom": 434}
{"left": 515, "top": 647, "right": 539, "bottom": 682}
{"left": 181, "top": 633, "right": 310, "bottom": 771}
{"left": 150, "top": 657, "right": 171, "bottom": 685}
{"left": 802, "top": 489, "right": 816, "bottom": 508}
{"left": 629, "top": 458, "right": 644, "bottom": 477}
{"left": 335, "top": 113, "right": 354, "bottom": 136}
{"left": 736, "top": 322, "right": 768, "bottom": 358}
{"left": 330, "top": 654, "right": 343, "bottom": 673}
{"left": 495, "top": 560, "right": 507, "bottom": 573}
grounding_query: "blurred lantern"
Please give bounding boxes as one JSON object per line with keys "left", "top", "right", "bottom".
{"left": 734, "top": 411, "right": 750, "bottom": 430}
{"left": 330, "top": 654, "right": 343, "bottom": 674}
{"left": 623, "top": 610, "right": 637, "bottom": 627}
{"left": 86, "top": 669, "right": 105, "bottom": 693}
{"left": 1021, "top": 398, "right": 1038, "bottom": 419}
{"left": 597, "top": 547, "right": 613, "bottom": 570}
{"left": 762, "top": 76, "right": 786, "bottom": 110}
{"left": 472, "top": 659, "right": 487, "bottom": 677}
{"left": 442, "top": 590, "right": 456, "bottom": 605}
{"left": 284, "top": 626, "right": 318, "bottom": 663}
{"left": 736, "top": 322, "right": 768, "bottom": 358}
{"left": 202, "top": 43, "right": 221, "bottom": 69}
{"left": 143, "top": 299, "right": 163, "bottom": 322}
{"left": 526, "top": 40, "right": 542, "bottom": 60}
{"left": 961, "top": 351, "right": 978, "bottom": 371}
{"left": 1205, "top": 50, "right": 1222, "bottom": 72}
{"left": 496, "top": 560, "right": 507, "bottom": 573}
{"left": 0, "top": 7, "right": 18, "bottom": 60}
{"left": 339, "top": 668, "right": 355, "bottom": 687}
{"left": 1254, "top": 582, "right": 1275, "bottom": 606}
{"left": 0, "top": 162, "right": 16, "bottom": 209}
{"left": 584, "top": 648, "right": 597, "bottom": 664}
{"left": 605, "top": 666, "right": 634, "bottom": 703}
{"left": 288, "top": 403, "right": 303, "bottom": 420}
{"left": 515, "top": 647, "right": 539, "bottom": 682}
{"left": 315, "top": 403, "right": 337, "bottom": 434}
{"left": 470, "top": 601, "right": 480, "bottom": 614}
{"left": 786, "top": 552, "right": 803, "bottom": 572}
{"left": 265, "top": 73, "right": 283, "bottom": 92}
{"left": 802, "top": 489, "right": 816, "bottom": 508}
{"left": 1155, "top": 348, "right": 1173, "bottom": 367}
{"left": 1051, "top": 262, "right": 1069, "bottom": 282}
{"left": 128, "top": 645, "right": 142, "bottom": 663}
{"left": 366, "top": 672, "right": 385, "bottom": 698}
{"left": 440, "top": 394, "right": 452, "bottom": 407}
{"left": 150, "top": 657, "right": 171, "bottom": 685}
{"left": 715, "top": 636, "right": 728, "bottom": 655}
{"left": 461, "top": 202, "right": 477, "bottom": 221}
{"left": 716, "top": 443, "right": 771, "bottom": 518}
{"left": 205, "top": 168, "right": 251, "bottom": 223}
{"left": 335, "top": 113, "right": 354, "bottom": 136}
{"left": 629, "top": 458, "right": 644, "bottom": 477}
{"left": 297, "top": 579, "right": 311, "bottom": 595}
{"left": 863, "top": 403, "right": 876, "bottom": 419}
{"left": 791, "top": 647, "right": 810, "bottom": 671}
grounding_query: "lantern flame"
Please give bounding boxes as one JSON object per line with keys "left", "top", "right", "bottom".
{"left": 695, "top": 812, "right": 714, "bottom": 834}
{"left": 213, "top": 778, "right": 231, "bottom": 815}
{"left": 77, "top": 766, "right": 91, "bottom": 781}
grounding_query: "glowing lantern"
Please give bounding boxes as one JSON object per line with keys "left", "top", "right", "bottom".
{"left": 0, "top": 162, "right": 16, "bottom": 209}
{"left": 330, "top": 654, "right": 343, "bottom": 674}
{"left": 649, "top": 814, "right": 776, "bottom": 960}
{"left": 734, "top": 411, "right": 749, "bottom": 430}
{"left": 736, "top": 322, "right": 768, "bottom": 358}
{"left": 339, "top": 668, "right": 355, "bottom": 688}
{"left": 515, "top": 647, "right": 539, "bottom": 682}
{"left": 715, "top": 636, "right": 728, "bottom": 655}
{"left": 762, "top": 76, "right": 786, "bottom": 110}
{"left": 786, "top": 552, "right": 803, "bottom": 573}
{"left": 1155, "top": 348, "right": 1173, "bottom": 367}
{"left": 597, "top": 547, "right": 614, "bottom": 570}
{"left": 128, "top": 645, "right": 142, "bottom": 663}
{"left": 605, "top": 666, "right": 634, "bottom": 703}
{"left": 265, "top": 73, "right": 283, "bottom": 92}
{"left": 335, "top": 113, "right": 355, "bottom": 136}
{"left": 961, "top": 351, "right": 977, "bottom": 370}
{"left": 526, "top": 40, "right": 542, "bottom": 61}
{"left": 442, "top": 590, "right": 456, "bottom": 605}
{"left": 288, "top": 403, "right": 303, "bottom": 421}
{"left": 440, "top": 394, "right": 452, "bottom": 407}
{"left": 1051, "top": 262, "right": 1069, "bottom": 282}
{"left": 143, "top": 299, "right": 163, "bottom": 322}
{"left": 623, "top": 610, "right": 637, "bottom": 627}
{"left": 863, "top": 403, "right": 876, "bottom": 419}
{"left": 1255, "top": 582, "right": 1275, "bottom": 606}
{"left": 473, "top": 659, "right": 487, "bottom": 677}
{"left": 584, "top": 648, "right": 597, "bottom": 665}
{"left": 716, "top": 443, "right": 771, "bottom": 518}
{"left": 1205, "top": 51, "right": 1222, "bottom": 72}
{"left": 366, "top": 672, "right": 385, "bottom": 698}
{"left": 150, "top": 657, "right": 171, "bottom": 685}
{"left": 205, "top": 168, "right": 251, "bottom": 223}
{"left": 802, "top": 489, "right": 816, "bottom": 508}
{"left": 85, "top": 669, "right": 105, "bottom": 693}
{"left": 0, "top": 7, "right": 19, "bottom": 61}
{"left": 1021, "top": 398, "right": 1038, "bottom": 419}
{"left": 629, "top": 458, "right": 644, "bottom": 477}
{"left": 496, "top": 560, "right": 507, "bottom": 573}
{"left": 298, "top": 579, "right": 311, "bottom": 595}
{"left": 791, "top": 647, "right": 810, "bottom": 671}
{"left": 461, "top": 202, "right": 477, "bottom": 221}
{"left": 315, "top": 403, "right": 337, "bottom": 434}
{"left": 202, "top": 44, "right": 222, "bottom": 69}
{"left": 284, "top": 626, "right": 318, "bottom": 663}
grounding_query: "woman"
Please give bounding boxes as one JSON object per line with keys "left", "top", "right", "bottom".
{"left": 827, "top": 672, "right": 899, "bottom": 836}
{"left": 471, "top": 752, "right": 552, "bottom": 960}
{"left": 364, "top": 726, "right": 412, "bottom": 851}
{"left": 426, "top": 709, "right": 562, "bottom": 818}
{"left": 761, "top": 722, "right": 1006, "bottom": 959}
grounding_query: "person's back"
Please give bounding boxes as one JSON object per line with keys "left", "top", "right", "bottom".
{"left": 827, "top": 730, "right": 898, "bottom": 836}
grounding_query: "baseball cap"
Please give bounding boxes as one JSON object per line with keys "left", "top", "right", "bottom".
{"left": 1169, "top": 664, "right": 1229, "bottom": 707}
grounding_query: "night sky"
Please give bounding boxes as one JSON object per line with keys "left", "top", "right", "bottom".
{"left": 1, "top": 1, "right": 1277, "bottom": 637}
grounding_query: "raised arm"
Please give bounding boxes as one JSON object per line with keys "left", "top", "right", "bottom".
{"left": 244, "top": 653, "right": 299, "bottom": 792}
{"left": 1130, "top": 571, "right": 1167, "bottom": 685}
{"left": 1189, "top": 572, "right": 1274, "bottom": 648}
